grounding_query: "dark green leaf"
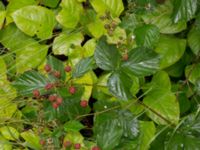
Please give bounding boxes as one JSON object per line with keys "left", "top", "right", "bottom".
{"left": 121, "top": 47, "right": 160, "bottom": 76}
{"left": 134, "top": 24, "right": 160, "bottom": 48}
{"left": 47, "top": 55, "right": 66, "bottom": 81}
{"left": 108, "top": 71, "right": 133, "bottom": 100}
{"left": 94, "top": 37, "right": 120, "bottom": 71}
{"left": 172, "top": 0, "right": 198, "bottom": 23}
{"left": 12, "top": 70, "right": 48, "bottom": 96}
{"left": 72, "top": 57, "right": 94, "bottom": 78}
{"left": 188, "top": 27, "right": 200, "bottom": 55}
{"left": 94, "top": 112, "right": 123, "bottom": 150}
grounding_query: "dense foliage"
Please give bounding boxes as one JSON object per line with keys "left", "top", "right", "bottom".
{"left": 0, "top": 0, "right": 200, "bottom": 149}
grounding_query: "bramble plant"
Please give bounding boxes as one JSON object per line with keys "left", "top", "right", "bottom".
{"left": 0, "top": 0, "right": 200, "bottom": 149}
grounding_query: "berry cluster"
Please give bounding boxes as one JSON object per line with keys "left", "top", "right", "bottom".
{"left": 32, "top": 64, "right": 89, "bottom": 109}
{"left": 48, "top": 94, "right": 63, "bottom": 109}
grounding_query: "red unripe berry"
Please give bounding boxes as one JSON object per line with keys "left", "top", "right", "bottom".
{"left": 74, "top": 143, "right": 81, "bottom": 149}
{"left": 40, "top": 139, "right": 46, "bottom": 145}
{"left": 122, "top": 53, "right": 128, "bottom": 61}
{"left": 56, "top": 97, "right": 63, "bottom": 105}
{"left": 48, "top": 95, "right": 56, "bottom": 102}
{"left": 63, "top": 140, "right": 71, "bottom": 148}
{"left": 80, "top": 100, "right": 88, "bottom": 108}
{"left": 33, "top": 89, "right": 40, "bottom": 97}
{"left": 92, "top": 146, "right": 101, "bottom": 150}
{"left": 52, "top": 102, "right": 59, "bottom": 109}
{"left": 44, "top": 64, "right": 51, "bottom": 72}
{"left": 53, "top": 71, "right": 61, "bottom": 78}
{"left": 69, "top": 86, "right": 76, "bottom": 94}
{"left": 45, "top": 83, "right": 53, "bottom": 90}
{"left": 65, "top": 65, "right": 71, "bottom": 72}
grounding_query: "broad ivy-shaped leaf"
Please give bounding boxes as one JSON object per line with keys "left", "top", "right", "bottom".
{"left": 21, "top": 130, "right": 41, "bottom": 150}
{"left": 12, "top": 5, "right": 56, "bottom": 39}
{"left": 56, "top": 0, "right": 83, "bottom": 28}
{"left": 143, "top": 89, "right": 179, "bottom": 125}
{"left": 94, "top": 37, "right": 120, "bottom": 71}
{"left": 134, "top": 24, "right": 160, "bottom": 48}
{"left": 155, "top": 35, "right": 186, "bottom": 69}
{"left": 7, "top": 0, "right": 36, "bottom": 15}
{"left": 16, "top": 43, "right": 48, "bottom": 73}
{"left": 121, "top": 47, "right": 160, "bottom": 77}
{"left": 172, "top": 0, "right": 198, "bottom": 23}
{"left": 188, "top": 27, "right": 200, "bottom": 55}
{"left": 90, "top": 0, "right": 124, "bottom": 17}
{"left": 53, "top": 32, "right": 83, "bottom": 55}
{"left": 12, "top": 70, "right": 48, "bottom": 96}
{"left": 108, "top": 71, "right": 133, "bottom": 100}
{"left": 72, "top": 57, "right": 94, "bottom": 78}
{"left": 142, "top": 1, "right": 187, "bottom": 34}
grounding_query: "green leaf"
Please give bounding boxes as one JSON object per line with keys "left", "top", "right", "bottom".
{"left": 0, "top": 24, "right": 35, "bottom": 50}
{"left": 7, "top": 0, "right": 37, "bottom": 14}
{"left": 16, "top": 43, "right": 48, "bottom": 73}
{"left": 63, "top": 131, "right": 84, "bottom": 144}
{"left": 21, "top": 130, "right": 41, "bottom": 150}
{"left": 172, "top": 0, "right": 198, "bottom": 23}
{"left": 143, "top": 89, "right": 179, "bottom": 125}
{"left": 185, "top": 63, "right": 200, "bottom": 84}
{"left": 94, "top": 37, "right": 120, "bottom": 71}
{"left": 0, "top": 135, "right": 12, "bottom": 150}
{"left": 0, "top": 57, "right": 7, "bottom": 81}
{"left": 72, "top": 57, "right": 94, "bottom": 78}
{"left": 12, "top": 70, "right": 48, "bottom": 96}
{"left": 143, "top": 71, "right": 171, "bottom": 91}
{"left": 90, "top": 0, "right": 124, "bottom": 17}
{"left": 52, "top": 32, "right": 83, "bottom": 55}
{"left": 0, "top": 126, "right": 19, "bottom": 141}
{"left": 12, "top": 6, "right": 56, "bottom": 39}
{"left": 47, "top": 55, "right": 66, "bottom": 81}
{"left": 40, "top": 0, "right": 60, "bottom": 8}
{"left": 87, "top": 17, "right": 106, "bottom": 38}
{"left": 94, "top": 117, "right": 123, "bottom": 150}
{"left": 136, "top": 121, "right": 156, "bottom": 150}
{"left": 108, "top": 71, "right": 133, "bottom": 100}
{"left": 120, "top": 13, "right": 139, "bottom": 33}
{"left": 0, "top": 2, "right": 5, "bottom": 29}
{"left": 155, "top": 35, "right": 186, "bottom": 69}
{"left": 142, "top": 1, "right": 187, "bottom": 34}
{"left": 188, "top": 27, "right": 200, "bottom": 55}
{"left": 121, "top": 47, "right": 160, "bottom": 77}
{"left": 83, "top": 39, "right": 96, "bottom": 57}
{"left": 166, "top": 132, "right": 200, "bottom": 150}
{"left": 134, "top": 24, "right": 160, "bottom": 48}
{"left": 118, "top": 111, "right": 139, "bottom": 139}
{"left": 56, "top": 0, "right": 83, "bottom": 28}
{"left": 0, "top": 24, "right": 48, "bottom": 73}
{"left": 64, "top": 120, "right": 85, "bottom": 132}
